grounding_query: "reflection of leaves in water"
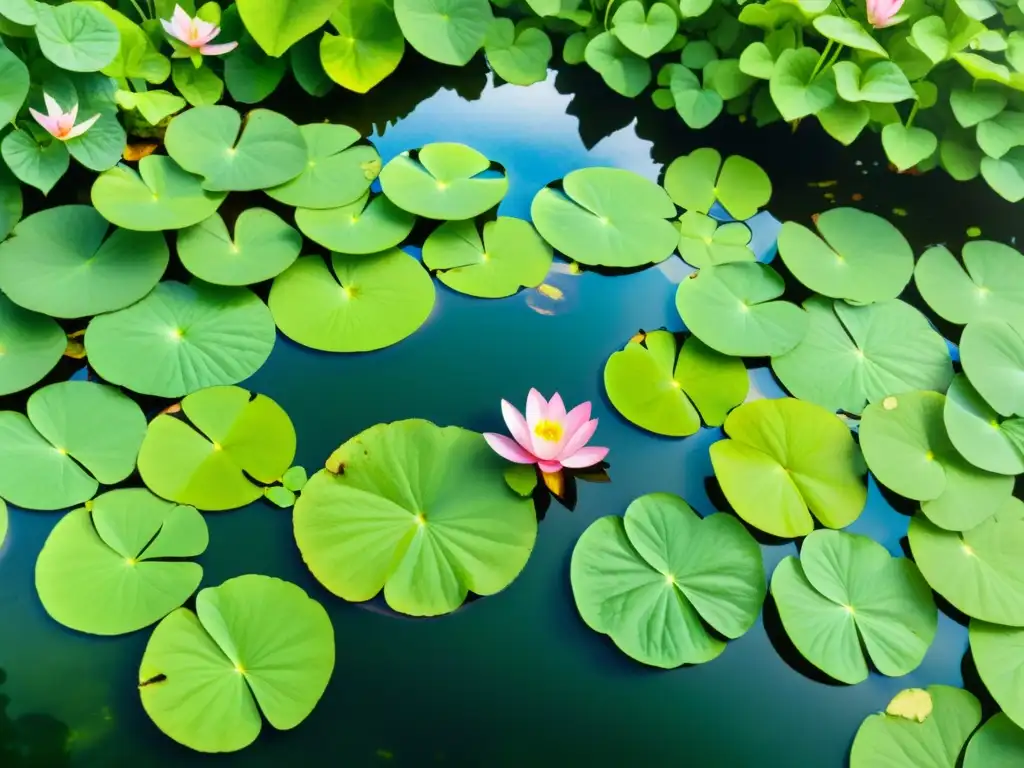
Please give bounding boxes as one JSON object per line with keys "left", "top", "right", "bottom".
{"left": 0, "top": 669, "right": 71, "bottom": 767}
{"left": 553, "top": 63, "right": 634, "bottom": 150}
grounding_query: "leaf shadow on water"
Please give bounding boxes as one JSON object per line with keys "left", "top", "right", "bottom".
{"left": 898, "top": 535, "right": 972, "bottom": 630}
{"left": 960, "top": 649, "right": 999, "bottom": 721}
{"left": 0, "top": 669, "right": 72, "bottom": 768}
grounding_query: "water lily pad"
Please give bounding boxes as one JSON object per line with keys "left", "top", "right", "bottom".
{"left": 769, "top": 47, "right": 836, "bottom": 121}
{"left": 0, "top": 381, "right": 146, "bottom": 510}
{"left": 393, "top": 0, "right": 492, "bottom": 66}
{"left": 85, "top": 281, "right": 276, "bottom": 398}
{"left": 777, "top": 208, "right": 914, "bottom": 304}
{"left": 710, "top": 398, "right": 867, "bottom": 538}
{"left": 970, "top": 621, "right": 1024, "bottom": 731}
{"left": 264, "top": 124, "right": 380, "bottom": 210}
{"left": 138, "top": 386, "right": 297, "bottom": 512}
{"left": 319, "top": 0, "right": 405, "bottom": 93}
{"left": 34, "top": 2, "right": 119, "bottom": 73}
{"left": 570, "top": 492, "right": 765, "bottom": 668}
{"left": 663, "top": 148, "right": 772, "bottom": 221}
{"left": 2, "top": 130, "right": 69, "bottom": 196}
{"left": 944, "top": 374, "right": 1024, "bottom": 475}
{"left": 915, "top": 241, "right": 1024, "bottom": 327}
{"left": 675, "top": 212, "right": 754, "bottom": 268}
{"left": 531, "top": 167, "right": 677, "bottom": 268}
{"left": 960, "top": 320, "right": 1024, "bottom": 417}
{"left": 772, "top": 530, "right": 937, "bottom": 684}
{"left": 484, "top": 18, "right": 552, "bottom": 86}
{"left": 236, "top": 0, "right": 342, "bottom": 57}
{"left": 909, "top": 498, "right": 1024, "bottom": 625}
{"left": 882, "top": 124, "right": 938, "bottom": 172}
{"left": 0, "top": 291, "right": 65, "bottom": 397}
{"left": 585, "top": 32, "right": 651, "bottom": 98}
{"left": 269, "top": 250, "right": 435, "bottom": 352}
{"left": 91, "top": 156, "right": 227, "bottom": 232}
{"left": 177, "top": 209, "right": 302, "bottom": 286}
{"left": 771, "top": 298, "right": 953, "bottom": 415}
{"left": 604, "top": 330, "right": 748, "bottom": 436}
{"left": 164, "top": 106, "right": 307, "bottom": 193}
{"left": 295, "top": 191, "right": 416, "bottom": 254}
{"left": 293, "top": 419, "right": 537, "bottom": 617}
{"left": 139, "top": 574, "right": 334, "bottom": 753}
{"left": 964, "top": 713, "right": 1024, "bottom": 767}
{"left": 0, "top": 42, "right": 29, "bottom": 127}
{"left": 35, "top": 488, "right": 207, "bottom": 635}
{"left": 612, "top": 1, "right": 677, "bottom": 59}
{"left": 0, "top": 205, "right": 167, "bottom": 318}
{"left": 421, "top": 216, "right": 552, "bottom": 298}
{"left": 379, "top": 143, "right": 507, "bottom": 220}
{"left": 675, "top": 262, "right": 808, "bottom": 357}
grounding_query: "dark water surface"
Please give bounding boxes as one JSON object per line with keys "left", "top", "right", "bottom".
{"left": 0, "top": 59, "right": 1018, "bottom": 767}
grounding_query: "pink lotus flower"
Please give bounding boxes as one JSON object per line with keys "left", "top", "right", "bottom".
{"left": 484, "top": 389, "right": 609, "bottom": 474}
{"left": 29, "top": 93, "right": 100, "bottom": 141}
{"left": 161, "top": 5, "right": 238, "bottom": 56}
{"left": 866, "top": 0, "right": 904, "bottom": 28}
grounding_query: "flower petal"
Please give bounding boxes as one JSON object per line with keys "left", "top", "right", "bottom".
{"left": 558, "top": 418, "right": 598, "bottom": 460}
{"left": 500, "top": 400, "right": 533, "bottom": 453}
{"left": 561, "top": 402, "right": 591, "bottom": 441}
{"left": 560, "top": 445, "right": 609, "bottom": 469}
{"left": 64, "top": 113, "right": 100, "bottom": 140}
{"left": 547, "top": 393, "right": 566, "bottom": 423}
{"left": 483, "top": 433, "right": 537, "bottom": 464}
{"left": 525, "top": 388, "right": 546, "bottom": 431}
{"left": 538, "top": 460, "right": 563, "bottom": 474}
{"left": 42, "top": 92, "right": 63, "bottom": 120}
{"left": 171, "top": 4, "right": 192, "bottom": 35}
{"left": 199, "top": 41, "right": 238, "bottom": 56}
{"left": 193, "top": 18, "right": 218, "bottom": 43}
{"left": 29, "top": 107, "right": 61, "bottom": 138}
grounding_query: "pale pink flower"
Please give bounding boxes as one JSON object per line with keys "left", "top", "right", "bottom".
{"left": 161, "top": 4, "right": 238, "bottom": 56}
{"left": 866, "top": 0, "right": 904, "bottom": 28}
{"left": 484, "top": 389, "right": 609, "bottom": 474}
{"left": 29, "top": 93, "right": 100, "bottom": 141}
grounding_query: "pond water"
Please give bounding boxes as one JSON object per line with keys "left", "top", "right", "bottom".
{"left": 0, "top": 56, "right": 1018, "bottom": 767}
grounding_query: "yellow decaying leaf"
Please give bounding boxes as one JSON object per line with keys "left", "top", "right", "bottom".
{"left": 885, "top": 688, "right": 933, "bottom": 723}
{"left": 537, "top": 283, "right": 563, "bottom": 300}
{"left": 64, "top": 330, "right": 86, "bottom": 359}
{"left": 541, "top": 470, "right": 564, "bottom": 498}
{"left": 123, "top": 143, "right": 158, "bottom": 162}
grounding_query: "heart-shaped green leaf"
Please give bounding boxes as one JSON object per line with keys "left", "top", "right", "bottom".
{"left": 769, "top": 47, "right": 836, "bottom": 121}
{"left": 585, "top": 31, "right": 651, "bottom": 98}
{"left": 177, "top": 209, "right": 302, "bottom": 286}
{"left": 319, "top": 0, "right": 405, "bottom": 93}
{"left": 611, "top": 0, "right": 677, "bottom": 59}
{"left": 236, "top": 0, "right": 342, "bottom": 57}
{"left": 833, "top": 61, "right": 915, "bottom": 103}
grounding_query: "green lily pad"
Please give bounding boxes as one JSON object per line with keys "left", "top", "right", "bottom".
{"left": 281, "top": 466, "right": 308, "bottom": 492}
{"left": 378, "top": 143, "right": 508, "bottom": 220}
{"left": 772, "top": 530, "right": 937, "bottom": 684}
{"left": 421, "top": 216, "right": 552, "bottom": 298}
{"left": 319, "top": 0, "right": 405, "bottom": 93}
{"left": 914, "top": 241, "right": 1024, "bottom": 327}
{"left": 833, "top": 61, "right": 915, "bottom": 103}
{"left": 1, "top": 130, "right": 69, "bottom": 196}
{"left": 34, "top": 2, "right": 119, "bottom": 73}
{"left": 769, "top": 47, "right": 836, "bottom": 121}
{"left": 882, "top": 124, "right": 938, "bottom": 172}
{"left": 531, "top": 167, "right": 677, "bottom": 268}
{"left": 981, "top": 150, "right": 1024, "bottom": 203}
{"left": 570, "top": 492, "right": 765, "bottom": 668}
{"left": 236, "top": 0, "right": 342, "bottom": 57}
{"left": 850, "top": 686, "right": 981, "bottom": 767}
{"left": 296, "top": 191, "right": 416, "bottom": 254}
{"left": 813, "top": 15, "right": 888, "bottom": 57}
{"left": 484, "top": 19, "right": 552, "bottom": 86}
{"left": 176, "top": 209, "right": 302, "bottom": 286}
{"left": 35, "top": 488, "right": 207, "bottom": 635}
{"left": 269, "top": 250, "right": 435, "bottom": 352}
{"left": 676, "top": 212, "right": 754, "bottom": 268}
{"left": 818, "top": 100, "right": 871, "bottom": 145}
{"left": 612, "top": 1, "right": 677, "bottom": 59}
{"left": 674, "top": 262, "right": 808, "bottom": 357}
{"left": 0, "top": 40, "right": 29, "bottom": 127}
{"left": 909, "top": 498, "right": 1024, "bottom": 625}
{"left": 584, "top": 32, "right": 651, "bottom": 98}
{"left": 0, "top": 290, "right": 65, "bottom": 397}
{"left": 709, "top": 398, "right": 867, "bottom": 538}
{"left": 0, "top": 153, "right": 23, "bottom": 237}
{"left": 777, "top": 208, "right": 914, "bottom": 304}
{"left": 960, "top": 320, "right": 1024, "bottom": 417}
{"left": 139, "top": 574, "right": 334, "bottom": 753}
{"left": 85, "top": 281, "right": 276, "bottom": 398}
{"left": 604, "top": 330, "right": 748, "bottom": 436}
{"left": 138, "top": 386, "right": 297, "bottom": 512}
{"left": 771, "top": 298, "right": 953, "bottom": 416}
{"left": 944, "top": 374, "right": 1024, "bottom": 475}
{"left": 172, "top": 61, "right": 224, "bottom": 107}
{"left": 964, "top": 713, "right": 1024, "bottom": 767}
{"left": 0, "top": 381, "right": 146, "bottom": 510}
{"left": 91, "top": 156, "right": 227, "bottom": 232}
{"left": 663, "top": 148, "right": 772, "bottom": 221}
{"left": 665, "top": 64, "right": 723, "bottom": 130}
{"left": 264, "top": 124, "right": 380, "bottom": 210}
{"left": 164, "top": 107, "right": 307, "bottom": 193}
{"left": 292, "top": 419, "right": 537, "bottom": 617}
{"left": 0, "top": 205, "right": 167, "bottom": 318}
{"left": 951, "top": 84, "right": 1007, "bottom": 128}
{"left": 393, "top": 0, "right": 492, "bottom": 66}
{"left": 970, "top": 621, "right": 1024, "bottom": 731}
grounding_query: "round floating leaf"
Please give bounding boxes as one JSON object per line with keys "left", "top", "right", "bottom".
{"left": 860, "top": 391, "right": 1013, "bottom": 530}
{"left": 34, "top": 3, "right": 119, "bottom": 73}
{"left": 570, "top": 492, "right": 765, "bottom": 668}
{"left": 944, "top": 373, "right": 1024, "bottom": 475}
{"left": 319, "top": 0, "right": 405, "bottom": 94}
{"left": 2, "top": 130, "right": 69, "bottom": 196}
{"left": 0, "top": 205, "right": 168, "bottom": 318}
{"left": 0, "top": 381, "right": 145, "bottom": 510}
{"left": 603, "top": 330, "right": 747, "bottom": 436}
{"left": 531, "top": 167, "right": 677, "bottom": 268}
{"left": 710, "top": 398, "right": 867, "bottom": 538}
{"left": 611, "top": 1, "right": 677, "bottom": 59}
{"left": 0, "top": 43, "right": 30, "bottom": 126}
{"left": 379, "top": 143, "right": 508, "bottom": 220}
{"left": 960, "top": 320, "right": 1024, "bottom": 417}
{"left": 675, "top": 262, "right": 808, "bottom": 357}
{"left": 138, "top": 386, "right": 297, "bottom": 512}
{"left": 164, "top": 106, "right": 307, "bottom": 193}
{"left": 850, "top": 686, "right": 981, "bottom": 767}
{"left": 771, "top": 297, "right": 953, "bottom": 416}
{"left": 85, "top": 281, "right": 276, "bottom": 398}
{"left": 662, "top": 148, "right": 772, "bottom": 220}
{"left": 778, "top": 208, "right": 914, "bottom": 303}
{"left": 0, "top": 151, "right": 22, "bottom": 239}
{"left": 293, "top": 419, "right": 537, "bottom": 617}
{"left": 675, "top": 212, "right": 754, "bottom": 268}
{"left": 177, "top": 209, "right": 302, "bottom": 286}
{"left": 269, "top": 251, "right": 435, "bottom": 352}
{"left": 0, "top": 291, "right": 65, "bottom": 397}
{"left": 421, "top": 216, "right": 552, "bottom": 298}
{"left": 772, "top": 530, "right": 937, "bottom": 684}
{"left": 915, "top": 241, "right": 1024, "bottom": 327}
{"left": 91, "top": 156, "right": 227, "bottom": 232}
{"left": 139, "top": 575, "right": 334, "bottom": 753}
{"left": 484, "top": 18, "right": 552, "bottom": 86}
{"left": 35, "top": 488, "right": 207, "bottom": 636}
{"left": 971, "top": 622, "right": 1024, "bottom": 731}
{"left": 296, "top": 191, "right": 415, "bottom": 254}
{"left": 964, "top": 713, "right": 1024, "bottom": 767}
{"left": 909, "top": 498, "right": 1024, "bottom": 625}
{"left": 393, "top": 0, "right": 492, "bottom": 66}
{"left": 236, "top": 0, "right": 342, "bottom": 57}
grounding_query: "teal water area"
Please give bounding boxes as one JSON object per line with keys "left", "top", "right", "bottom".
{"left": 0, "top": 57, "right": 1017, "bottom": 766}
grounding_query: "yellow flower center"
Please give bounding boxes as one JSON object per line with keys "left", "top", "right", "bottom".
{"left": 533, "top": 420, "right": 563, "bottom": 443}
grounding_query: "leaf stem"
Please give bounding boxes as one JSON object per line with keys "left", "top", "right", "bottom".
{"left": 832, "top": 0, "right": 849, "bottom": 17}
{"left": 809, "top": 40, "right": 834, "bottom": 81}
{"left": 603, "top": 0, "right": 621, "bottom": 30}
{"left": 127, "top": 0, "right": 149, "bottom": 21}
{"left": 818, "top": 42, "right": 844, "bottom": 78}
{"left": 906, "top": 100, "right": 921, "bottom": 128}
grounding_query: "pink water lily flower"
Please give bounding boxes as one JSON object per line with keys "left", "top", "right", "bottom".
{"left": 29, "top": 93, "right": 100, "bottom": 141}
{"left": 484, "top": 389, "right": 609, "bottom": 474}
{"left": 161, "top": 4, "right": 238, "bottom": 55}
{"left": 866, "top": 0, "right": 904, "bottom": 28}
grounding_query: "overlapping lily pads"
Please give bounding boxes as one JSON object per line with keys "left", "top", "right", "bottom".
{"left": 960, "top": 319, "right": 1024, "bottom": 417}
{"left": 138, "top": 386, "right": 297, "bottom": 512}
{"left": 709, "top": 398, "right": 867, "bottom": 538}
{"left": 944, "top": 374, "right": 1024, "bottom": 475}
{"left": 604, "top": 330, "right": 748, "bottom": 436}
{"left": 295, "top": 191, "right": 416, "bottom": 254}
{"left": 293, "top": 419, "right": 537, "bottom": 617}
{"left": 970, "top": 621, "right": 1024, "bottom": 732}
{"left": 915, "top": 241, "right": 1024, "bottom": 327}
{"left": 964, "top": 713, "right": 1024, "bottom": 766}
{"left": 35, "top": 488, "right": 207, "bottom": 635}
{"left": 676, "top": 212, "right": 754, "bottom": 268}
{"left": 663, "top": 148, "right": 772, "bottom": 221}
{"left": 139, "top": 574, "right": 334, "bottom": 753}
{"left": 0, "top": 291, "right": 65, "bottom": 396}
{"left": 571, "top": 493, "right": 765, "bottom": 668}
